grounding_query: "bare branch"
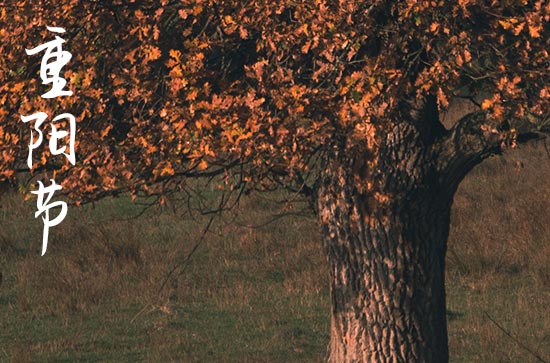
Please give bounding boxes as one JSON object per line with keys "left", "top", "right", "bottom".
{"left": 485, "top": 312, "right": 549, "bottom": 363}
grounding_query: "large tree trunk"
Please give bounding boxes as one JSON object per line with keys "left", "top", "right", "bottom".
{"left": 318, "top": 175, "right": 451, "bottom": 362}
{"left": 316, "top": 111, "right": 501, "bottom": 363}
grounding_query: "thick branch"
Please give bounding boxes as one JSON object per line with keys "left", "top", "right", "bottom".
{"left": 435, "top": 111, "right": 503, "bottom": 190}
{"left": 401, "top": 94, "right": 447, "bottom": 145}
{"left": 434, "top": 109, "right": 550, "bottom": 192}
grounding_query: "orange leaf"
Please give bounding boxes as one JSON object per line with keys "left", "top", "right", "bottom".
{"left": 481, "top": 99, "right": 493, "bottom": 110}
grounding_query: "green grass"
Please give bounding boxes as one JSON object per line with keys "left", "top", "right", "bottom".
{"left": 1, "top": 144, "right": 549, "bottom": 362}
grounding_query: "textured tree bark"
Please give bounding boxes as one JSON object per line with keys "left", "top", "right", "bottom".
{"left": 313, "top": 101, "right": 512, "bottom": 362}
{"left": 316, "top": 119, "right": 460, "bottom": 363}
{"left": 310, "top": 90, "right": 545, "bottom": 362}
{"left": 318, "top": 185, "right": 451, "bottom": 363}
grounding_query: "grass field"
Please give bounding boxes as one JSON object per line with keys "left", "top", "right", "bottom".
{"left": 1, "top": 143, "right": 549, "bottom": 363}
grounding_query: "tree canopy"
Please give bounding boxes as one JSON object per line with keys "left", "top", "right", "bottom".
{"left": 1, "top": 0, "right": 549, "bottom": 201}
{"left": 3, "top": 2, "right": 550, "bottom": 361}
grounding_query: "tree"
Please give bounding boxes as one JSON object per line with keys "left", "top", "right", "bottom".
{"left": 1, "top": 1, "right": 550, "bottom": 362}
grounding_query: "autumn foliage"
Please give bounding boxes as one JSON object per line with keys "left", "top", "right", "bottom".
{"left": 1, "top": 1, "right": 550, "bottom": 202}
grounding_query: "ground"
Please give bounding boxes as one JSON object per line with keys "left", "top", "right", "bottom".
{"left": 0, "top": 143, "right": 549, "bottom": 363}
